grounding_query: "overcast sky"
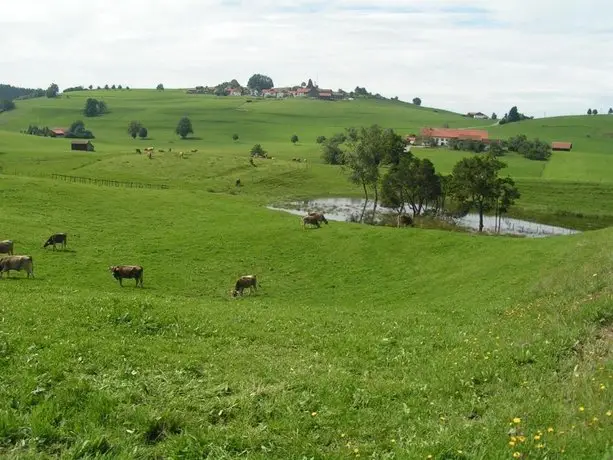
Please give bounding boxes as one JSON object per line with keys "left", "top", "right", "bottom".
{"left": 2, "top": 0, "right": 611, "bottom": 117}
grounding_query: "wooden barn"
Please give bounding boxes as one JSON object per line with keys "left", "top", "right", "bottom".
{"left": 552, "top": 141, "right": 572, "bottom": 151}
{"left": 71, "top": 140, "right": 95, "bottom": 152}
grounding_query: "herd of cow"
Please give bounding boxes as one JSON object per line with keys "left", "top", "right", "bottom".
{"left": 1, "top": 211, "right": 329, "bottom": 295}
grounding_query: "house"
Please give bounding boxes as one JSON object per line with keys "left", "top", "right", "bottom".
{"left": 226, "top": 87, "right": 243, "bottom": 96}
{"left": 420, "top": 127, "right": 489, "bottom": 146}
{"left": 295, "top": 88, "right": 310, "bottom": 97}
{"left": 71, "top": 140, "right": 95, "bottom": 151}
{"left": 466, "top": 112, "right": 489, "bottom": 119}
{"left": 552, "top": 141, "right": 573, "bottom": 151}
{"left": 50, "top": 128, "right": 66, "bottom": 137}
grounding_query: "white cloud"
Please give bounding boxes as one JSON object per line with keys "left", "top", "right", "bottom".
{"left": 1, "top": 0, "right": 612, "bottom": 116}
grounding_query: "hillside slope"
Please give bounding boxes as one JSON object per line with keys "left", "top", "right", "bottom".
{"left": 0, "top": 174, "right": 612, "bottom": 458}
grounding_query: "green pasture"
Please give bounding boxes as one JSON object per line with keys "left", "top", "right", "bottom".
{"left": 0, "top": 89, "right": 612, "bottom": 458}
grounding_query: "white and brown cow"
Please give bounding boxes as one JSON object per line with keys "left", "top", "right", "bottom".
{"left": 0, "top": 240, "right": 14, "bottom": 256}
{"left": 0, "top": 255, "right": 34, "bottom": 278}
{"left": 232, "top": 275, "right": 257, "bottom": 297}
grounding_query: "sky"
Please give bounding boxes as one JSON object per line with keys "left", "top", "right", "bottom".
{"left": 1, "top": 0, "right": 612, "bottom": 117}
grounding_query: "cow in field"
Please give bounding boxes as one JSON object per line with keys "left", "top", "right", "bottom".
{"left": 109, "top": 265, "right": 144, "bottom": 287}
{"left": 43, "top": 233, "right": 67, "bottom": 250}
{"left": 0, "top": 240, "right": 14, "bottom": 256}
{"left": 232, "top": 275, "right": 257, "bottom": 297}
{"left": 0, "top": 255, "right": 34, "bottom": 278}
{"left": 302, "top": 212, "right": 328, "bottom": 229}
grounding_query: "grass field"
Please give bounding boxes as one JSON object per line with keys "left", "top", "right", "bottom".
{"left": 0, "top": 90, "right": 612, "bottom": 458}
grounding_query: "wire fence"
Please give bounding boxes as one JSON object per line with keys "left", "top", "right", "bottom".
{"left": 51, "top": 174, "right": 169, "bottom": 190}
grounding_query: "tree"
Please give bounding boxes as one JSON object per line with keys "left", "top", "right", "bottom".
{"left": 104, "top": 84, "right": 109, "bottom": 90}
{"left": 84, "top": 98, "right": 100, "bottom": 117}
{"left": 0, "top": 99, "right": 16, "bottom": 112}
{"left": 488, "top": 141, "right": 505, "bottom": 157}
{"left": 493, "top": 177, "right": 520, "bottom": 233}
{"left": 88, "top": 85, "right": 93, "bottom": 90}
{"left": 307, "top": 79, "right": 314, "bottom": 89}
{"left": 609, "top": 108, "right": 613, "bottom": 114}
{"left": 451, "top": 155, "right": 514, "bottom": 232}
{"left": 343, "top": 125, "right": 403, "bottom": 221}
{"left": 301, "top": 82, "right": 306, "bottom": 88}
{"left": 175, "top": 117, "right": 193, "bottom": 139}
{"left": 519, "top": 138, "right": 551, "bottom": 161}
{"left": 46, "top": 83, "right": 59, "bottom": 98}
{"left": 412, "top": 97, "right": 422, "bottom": 106}
{"left": 316, "top": 135, "right": 326, "bottom": 144}
{"left": 138, "top": 127, "right": 148, "bottom": 139}
{"left": 247, "top": 74, "right": 274, "bottom": 92}
{"left": 491, "top": 112, "right": 497, "bottom": 120}
{"left": 250, "top": 144, "right": 267, "bottom": 157}
{"left": 66, "top": 120, "right": 94, "bottom": 139}
{"left": 291, "top": 134, "right": 299, "bottom": 144}
{"left": 232, "top": 133, "right": 239, "bottom": 141}
{"left": 128, "top": 120, "right": 142, "bottom": 139}
{"left": 98, "top": 100, "right": 107, "bottom": 114}
{"left": 321, "top": 136, "right": 346, "bottom": 165}
{"left": 111, "top": 84, "right": 116, "bottom": 90}
{"left": 118, "top": 84, "right": 123, "bottom": 90}
{"left": 157, "top": 83, "right": 164, "bottom": 91}
{"left": 587, "top": 108, "right": 592, "bottom": 115}
{"left": 593, "top": 109, "right": 598, "bottom": 115}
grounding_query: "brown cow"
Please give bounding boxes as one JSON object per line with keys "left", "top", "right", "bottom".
{"left": 0, "top": 240, "right": 14, "bottom": 256}
{"left": 302, "top": 212, "right": 328, "bottom": 229}
{"left": 232, "top": 275, "right": 257, "bottom": 297}
{"left": 0, "top": 255, "right": 34, "bottom": 278}
{"left": 43, "top": 233, "right": 67, "bottom": 250}
{"left": 109, "top": 265, "right": 144, "bottom": 287}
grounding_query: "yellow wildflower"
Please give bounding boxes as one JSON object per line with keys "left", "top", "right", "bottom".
{"left": 606, "top": 410, "right": 612, "bottom": 417}
{"left": 534, "top": 435, "right": 541, "bottom": 441}
{"left": 592, "top": 417, "right": 599, "bottom": 423}
{"left": 311, "top": 412, "right": 317, "bottom": 417}
{"left": 517, "top": 436, "right": 526, "bottom": 443}
{"left": 579, "top": 406, "right": 585, "bottom": 412}
{"left": 509, "top": 441, "right": 516, "bottom": 447}
{"left": 513, "top": 452, "right": 522, "bottom": 458}
{"left": 513, "top": 417, "right": 522, "bottom": 424}
{"left": 547, "top": 427, "right": 554, "bottom": 433}
{"left": 354, "top": 448, "right": 359, "bottom": 454}
{"left": 600, "top": 384, "right": 606, "bottom": 390}
{"left": 536, "top": 444, "right": 544, "bottom": 449}
{"left": 510, "top": 436, "right": 517, "bottom": 442}
{"left": 427, "top": 456, "right": 433, "bottom": 459}
{"left": 341, "top": 433, "right": 346, "bottom": 438}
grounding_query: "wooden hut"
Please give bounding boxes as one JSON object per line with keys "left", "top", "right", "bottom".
{"left": 71, "top": 140, "right": 95, "bottom": 152}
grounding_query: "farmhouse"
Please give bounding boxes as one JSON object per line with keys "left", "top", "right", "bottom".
{"left": 226, "top": 87, "right": 243, "bottom": 96}
{"left": 71, "top": 140, "right": 95, "bottom": 151}
{"left": 552, "top": 141, "right": 573, "bottom": 151}
{"left": 50, "top": 128, "right": 66, "bottom": 137}
{"left": 466, "top": 112, "right": 489, "bottom": 119}
{"left": 420, "top": 127, "right": 489, "bottom": 146}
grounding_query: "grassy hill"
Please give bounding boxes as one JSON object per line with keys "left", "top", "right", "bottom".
{"left": 0, "top": 90, "right": 612, "bottom": 458}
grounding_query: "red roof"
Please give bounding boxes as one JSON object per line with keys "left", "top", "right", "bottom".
{"left": 552, "top": 141, "right": 572, "bottom": 150}
{"left": 319, "top": 92, "right": 332, "bottom": 97}
{"left": 296, "top": 88, "right": 310, "bottom": 94}
{"left": 421, "top": 127, "right": 489, "bottom": 141}
{"left": 51, "top": 128, "right": 65, "bottom": 135}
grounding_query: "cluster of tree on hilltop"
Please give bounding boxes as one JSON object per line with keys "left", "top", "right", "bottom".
{"left": 587, "top": 108, "right": 613, "bottom": 115}
{"left": 498, "top": 106, "right": 533, "bottom": 125}
{"left": 0, "top": 84, "right": 45, "bottom": 101}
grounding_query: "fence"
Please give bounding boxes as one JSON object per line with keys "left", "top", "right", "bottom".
{"left": 51, "top": 174, "right": 169, "bottom": 190}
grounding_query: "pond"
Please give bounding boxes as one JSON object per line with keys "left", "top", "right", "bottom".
{"left": 267, "top": 197, "right": 580, "bottom": 238}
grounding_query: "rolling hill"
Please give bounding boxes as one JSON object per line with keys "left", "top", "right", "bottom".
{"left": 0, "top": 89, "right": 611, "bottom": 459}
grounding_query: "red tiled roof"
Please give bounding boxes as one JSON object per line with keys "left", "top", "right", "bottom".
{"left": 420, "top": 127, "right": 489, "bottom": 141}
{"left": 552, "top": 141, "right": 572, "bottom": 150}
{"left": 51, "top": 128, "right": 65, "bottom": 135}
{"left": 319, "top": 92, "right": 332, "bottom": 97}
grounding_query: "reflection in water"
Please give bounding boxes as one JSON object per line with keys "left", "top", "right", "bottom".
{"left": 268, "top": 197, "right": 580, "bottom": 238}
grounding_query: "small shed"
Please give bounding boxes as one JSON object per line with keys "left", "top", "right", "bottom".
{"left": 71, "top": 140, "right": 95, "bottom": 152}
{"left": 552, "top": 141, "right": 572, "bottom": 151}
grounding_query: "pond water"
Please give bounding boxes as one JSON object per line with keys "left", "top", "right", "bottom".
{"left": 267, "top": 197, "right": 580, "bottom": 238}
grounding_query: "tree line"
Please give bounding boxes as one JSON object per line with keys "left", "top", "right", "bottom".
{"left": 320, "top": 125, "right": 520, "bottom": 232}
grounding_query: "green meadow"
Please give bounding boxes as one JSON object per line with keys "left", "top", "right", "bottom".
{"left": 0, "top": 90, "right": 612, "bottom": 459}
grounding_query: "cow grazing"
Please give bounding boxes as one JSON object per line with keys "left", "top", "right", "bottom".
{"left": 43, "top": 233, "right": 67, "bottom": 250}
{"left": 191, "top": 149, "right": 198, "bottom": 153}
{"left": 302, "top": 212, "right": 328, "bottom": 228}
{"left": 136, "top": 148, "right": 141, "bottom": 154}
{"left": 0, "top": 240, "right": 14, "bottom": 256}
{"left": 109, "top": 265, "right": 144, "bottom": 287}
{"left": 0, "top": 255, "right": 34, "bottom": 278}
{"left": 232, "top": 275, "right": 257, "bottom": 297}
{"left": 236, "top": 178, "right": 241, "bottom": 187}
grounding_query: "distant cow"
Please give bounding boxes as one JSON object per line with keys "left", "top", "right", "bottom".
{"left": 43, "top": 233, "right": 67, "bottom": 250}
{"left": 232, "top": 275, "right": 257, "bottom": 297}
{"left": 136, "top": 148, "right": 141, "bottom": 154}
{"left": 302, "top": 212, "right": 328, "bottom": 228}
{"left": 191, "top": 149, "right": 198, "bottom": 153}
{"left": 0, "top": 240, "right": 14, "bottom": 256}
{"left": 109, "top": 265, "right": 144, "bottom": 287}
{"left": 0, "top": 255, "right": 34, "bottom": 279}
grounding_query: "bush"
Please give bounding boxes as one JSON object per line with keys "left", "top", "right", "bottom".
{"left": 316, "top": 135, "right": 326, "bottom": 144}
{"left": 291, "top": 134, "right": 299, "bottom": 144}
